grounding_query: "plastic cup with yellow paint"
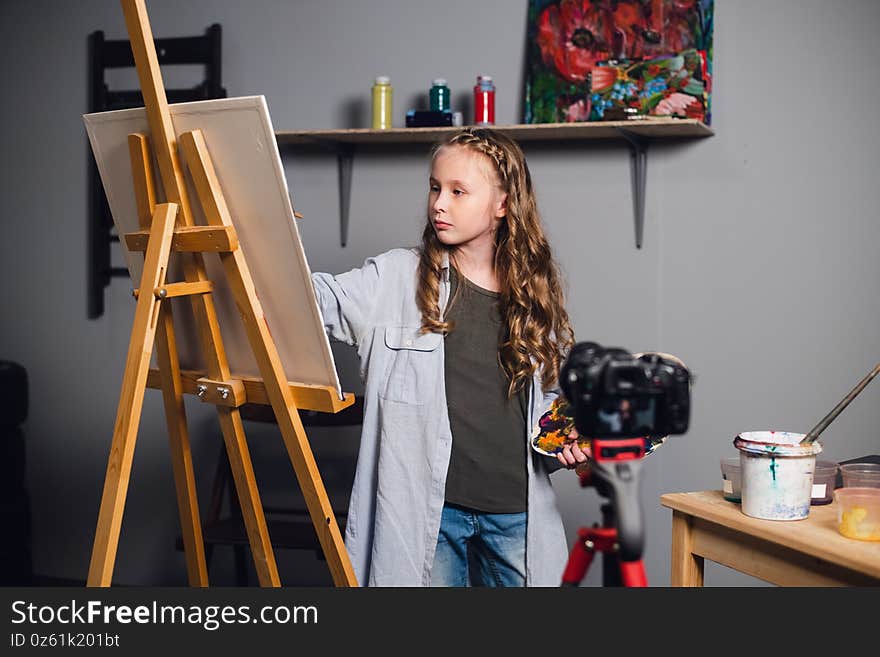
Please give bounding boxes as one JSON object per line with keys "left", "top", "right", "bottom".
{"left": 834, "top": 487, "right": 880, "bottom": 541}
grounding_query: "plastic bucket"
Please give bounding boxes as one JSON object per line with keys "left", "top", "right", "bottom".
{"left": 734, "top": 431, "right": 823, "bottom": 521}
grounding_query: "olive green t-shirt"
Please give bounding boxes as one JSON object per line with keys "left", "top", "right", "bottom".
{"left": 443, "top": 268, "right": 528, "bottom": 513}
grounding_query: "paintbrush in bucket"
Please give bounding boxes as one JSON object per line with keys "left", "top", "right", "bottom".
{"left": 800, "top": 362, "right": 880, "bottom": 444}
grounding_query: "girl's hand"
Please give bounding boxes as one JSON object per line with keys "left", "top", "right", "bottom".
{"left": 556, "top": 428, "right": 591, "bottom": 471}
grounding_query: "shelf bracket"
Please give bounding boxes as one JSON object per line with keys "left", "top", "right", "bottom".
{"left": 337, "top": 145, "right": 354, "bottom": 247}
{"left": 617, "top": 128, "right": 649, "bottom": 249}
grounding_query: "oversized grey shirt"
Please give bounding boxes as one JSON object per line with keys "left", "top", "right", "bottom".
{"left": 311, "top": 248, "right": 568, "bottom": 586}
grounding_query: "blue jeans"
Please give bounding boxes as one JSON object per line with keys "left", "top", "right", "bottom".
{"left": 430, "top": 503, "right": 527, "bottom": 587}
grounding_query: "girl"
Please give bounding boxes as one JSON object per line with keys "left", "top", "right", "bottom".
{"left": 311, "top": 127, "right": 586, "bottom": 586}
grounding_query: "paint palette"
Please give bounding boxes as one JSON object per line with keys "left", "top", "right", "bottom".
{"left": 530, "top": 397, "right": 668, "bottom": 458}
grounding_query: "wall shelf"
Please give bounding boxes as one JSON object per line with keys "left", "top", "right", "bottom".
{"left": 274, "top": 119, "right": 713, "bottom": 248}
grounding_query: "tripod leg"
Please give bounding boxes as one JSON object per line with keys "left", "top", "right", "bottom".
{"left": 603, "top": 553, "right": 623, "bottom": 586}
{"left": 561, "top": 528, "right": 596, "bottom": 586}
{"left": 620, "top": 560, "right": 648, "bottom": 587}
{"left": 87, "top": 202, "right": 178, "bottom": 586}
{"left": 600, "top": 502, "right": 622, "bottom": 587}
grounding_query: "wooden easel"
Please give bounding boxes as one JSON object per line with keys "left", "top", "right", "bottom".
{"left": 87, "top": 0, "right": 358, "bottom": 587}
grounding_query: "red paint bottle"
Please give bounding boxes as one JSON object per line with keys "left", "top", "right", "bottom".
{"left": 473, "top": 75, "right": 495, "bottom": 126}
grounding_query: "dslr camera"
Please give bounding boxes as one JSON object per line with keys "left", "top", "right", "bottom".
{"left": 559, "top": 341, "right": 691, "bottom": 440}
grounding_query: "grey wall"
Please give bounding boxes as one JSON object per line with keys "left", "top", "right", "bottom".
{"left": 1, "top": 0, "right": 878, "bottom": 587}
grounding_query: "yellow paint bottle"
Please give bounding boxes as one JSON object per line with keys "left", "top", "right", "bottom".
{"left": 371, "top": 76, "right": 393, "bottom": 130}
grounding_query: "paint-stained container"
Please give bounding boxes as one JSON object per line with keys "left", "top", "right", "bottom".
{"left": 734, "top": 431, "right": 822, "bottom": 521}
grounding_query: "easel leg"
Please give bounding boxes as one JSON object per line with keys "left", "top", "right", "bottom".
{"left": 180, "top": 129, "right": 357, "bottom": 587}
{"left": 118, "top": 0, "right": 283, "bottom": 587}
{"left": 216, "top": 407, "right": 280, "bottom": 586}
{"left": 167, "top": 250, "right": 281, "bottom": 583}
{"left": 221, "top": 256, "right": 356, "bottom": 586}
{"left": 155, "top": 303, "right": 209, "bottom": 586}
{"left": 87, "top": 202, "right": 178, "bottom": 587}
{"left": 128, "top": 132, "right": 210, "bottom": 586}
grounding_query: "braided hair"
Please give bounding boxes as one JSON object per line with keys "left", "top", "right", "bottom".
{"left": 416, "top": 127, "right": 574, "bottom": 395}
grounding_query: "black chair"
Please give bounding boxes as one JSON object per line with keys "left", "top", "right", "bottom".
{"left": 87, "top": 24, "right": 226, "bottom": 319}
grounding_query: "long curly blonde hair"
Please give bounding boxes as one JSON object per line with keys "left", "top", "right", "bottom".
{"left": 416, "top": 127, "right": 574, "bottom": 396}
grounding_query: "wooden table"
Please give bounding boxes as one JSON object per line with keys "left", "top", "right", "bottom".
{"left": 660, "top": 490, "right": 880, "bottom": 586}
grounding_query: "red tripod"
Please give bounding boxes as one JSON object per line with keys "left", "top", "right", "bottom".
{"left": 560, "top": 437, "right": 649, "bottom": 587}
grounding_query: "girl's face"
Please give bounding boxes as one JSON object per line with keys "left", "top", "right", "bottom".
{"left": 428, "top": 145, "right": 507, "bottom": 252}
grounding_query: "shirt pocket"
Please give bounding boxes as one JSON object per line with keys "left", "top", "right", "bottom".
{"left": 379, "top": 326, "right": 442, "bottom": 404}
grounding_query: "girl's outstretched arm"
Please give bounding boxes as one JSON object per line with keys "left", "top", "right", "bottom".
{"left": 311, "top": 255, "right": 384, "bottom": 347}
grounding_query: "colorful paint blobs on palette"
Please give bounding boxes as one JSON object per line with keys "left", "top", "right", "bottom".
{"left": 532, "top": 396, "right": 578, "bottom": 455}
{"left": 523, "top": 0, "right": 714, "bottom": 124}
{"left": 530, "top": 396, "right": 667, "bottom": 458}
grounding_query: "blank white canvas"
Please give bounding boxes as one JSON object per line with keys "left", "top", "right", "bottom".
{"left": 84, "top": 96, "right": 342, "bottom": 399}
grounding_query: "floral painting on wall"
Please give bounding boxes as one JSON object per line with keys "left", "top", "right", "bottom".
{"left": 523, "top": 0, "right": 714, "bottom": 124}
